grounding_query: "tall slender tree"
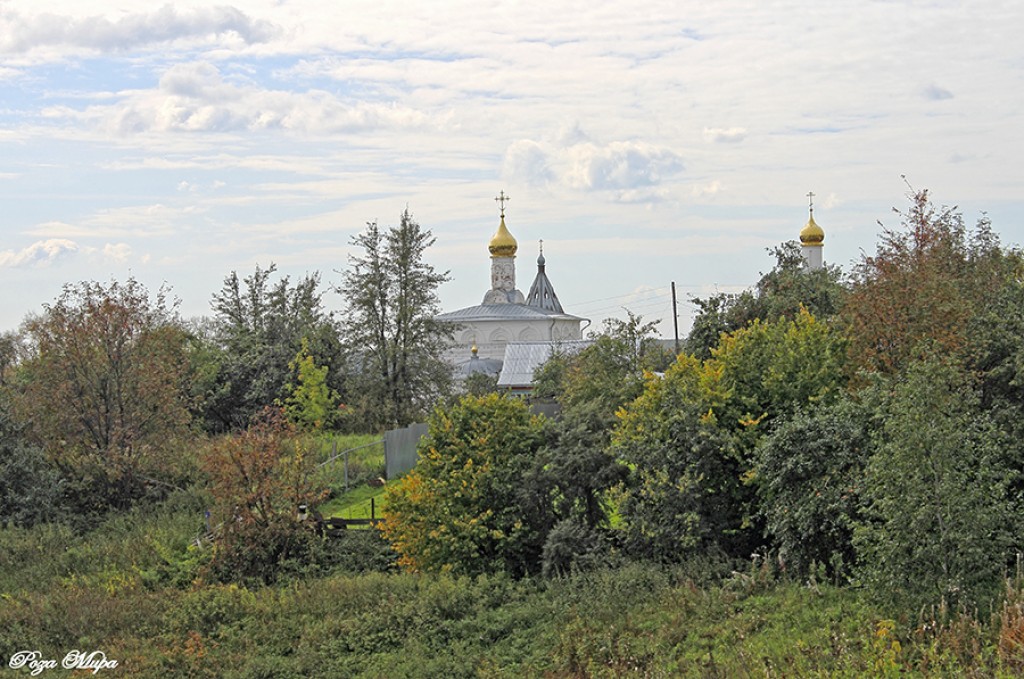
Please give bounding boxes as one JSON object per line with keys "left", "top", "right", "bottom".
{"left": 340, "top": 209, "right": 453, "bottom": 429}
{"left": 204, "top": 264, "right": 344, "bottom": 432}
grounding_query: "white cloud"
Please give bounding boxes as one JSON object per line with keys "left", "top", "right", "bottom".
{"left": 820, "top": 192, "right": 842, "bottom": 209}
{"left": 29, "top": 203, "right": 197, "bottom": 238}
{"left": 0, "top": 239, "right": 79, "bottom": 268}
{"left": 0, "top": 5, "right": 278, "bottom": 55}
{"left": 565, "top": 141, "right": 682, "bottom": 190}
{"left": 0, "top": 238, "right": 136, "bottom": 270}
{"left": 703, "top": 127, "right": 748, "bottom": 144}
{"left": 46, "top": 61, "right": 443, "bottom": 136}
{"left": 691, "top": 180, "right": 722, "bottom": 197}
{"left": 99, "top": 243, "right": 132, "bottom": 262}
{"left": 502, "top": 140, "right": 553, "bottom": 186}
{"left": 504, "top": 136, "right": 683, "bottom": 192}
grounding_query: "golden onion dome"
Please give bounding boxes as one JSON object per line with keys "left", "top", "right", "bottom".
{"left": 800, "top": 213, "right": 825, "bottom": 246}
{"left": 488, "top": 215, "right": 518, "bottom": 257}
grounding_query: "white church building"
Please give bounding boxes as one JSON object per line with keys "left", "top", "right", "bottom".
{"left": 437, "top": 193, "right": 588, "bottom": 370}
{"left": 439, "top": 191, "right": 826, "bottom": 391}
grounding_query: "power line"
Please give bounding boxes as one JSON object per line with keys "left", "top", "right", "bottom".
{"left": 565, "top": 281, "right": 753, "bottom": 312}
{"left": 564, "top": 286, "right": 671, "bottom": 309}
{"left": 574, "top": 296, "right": 672, "bottom": 317}
{"left": 576, "top": 299, "right": 673, "bottom": 319}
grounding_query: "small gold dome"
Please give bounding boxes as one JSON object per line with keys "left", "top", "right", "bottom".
{"left": 488, "top": 215, "right": 518, "bottom": 257}
{"left": 800, "top": 214, "right": 824, "bottom": 246}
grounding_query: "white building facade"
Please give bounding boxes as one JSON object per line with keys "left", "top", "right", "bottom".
{"left": 437, "top": 197, "right": 587, "bottom": 364}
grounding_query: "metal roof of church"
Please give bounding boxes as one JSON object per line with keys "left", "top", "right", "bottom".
{"left": 496, "top": 340, "right": 593, "bottom": 389}
{"left": 436, "top": 303, "right": 585, "bottom": 323}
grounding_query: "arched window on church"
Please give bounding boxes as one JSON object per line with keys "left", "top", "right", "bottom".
{"left": 519, "top": 327, "right": 539, "bottom": 341}
{"left": 552, "top": 323, "right": 575, "bottom": 340}
{"left": 490, "top": 329, "right": 509, "bottom": 343}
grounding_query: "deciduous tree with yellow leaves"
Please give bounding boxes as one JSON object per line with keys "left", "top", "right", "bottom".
{"left": 380, "top": 394, "right": 552, "bottom": 576}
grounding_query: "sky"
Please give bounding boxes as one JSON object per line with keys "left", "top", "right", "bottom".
{"left": 2, "top": 0, "right": 1023, "bottom": 338}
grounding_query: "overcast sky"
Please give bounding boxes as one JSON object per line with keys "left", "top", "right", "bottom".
{"left": 2, "top": 0, "right": 1023, "bottom": 337}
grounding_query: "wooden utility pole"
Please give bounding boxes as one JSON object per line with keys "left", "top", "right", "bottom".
{"left": 671, "top": 281, "right": 680, "bottom": 355}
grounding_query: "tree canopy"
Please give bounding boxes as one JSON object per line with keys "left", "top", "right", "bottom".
{"left": 380, "top": 394, "right": 551, "bottom": 576}
{"left": 204, "top": 264, "right": 344, "bottom": 432}
{"left": 842, "top": 190, "right": 1020, "bottom": 376}
{"left": 16, "top": 279, "right": 194, "bottom": 514}
{"left": 686, "top": 241, "right": 845, "bottom": 359}
{"left": 854, "top": 358, "right": 1018, "bottom": 608}
{"left": 340, "top": 209, "right": 454, "bottom": 430}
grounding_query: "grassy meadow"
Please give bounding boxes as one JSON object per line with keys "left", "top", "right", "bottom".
{"left": 4, "top": 484, "right": 1024, "bottom": 677}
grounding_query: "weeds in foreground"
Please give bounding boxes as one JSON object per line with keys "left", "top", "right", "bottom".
{"left": 7, "top": 495, "right": 1024, "bottom": 678}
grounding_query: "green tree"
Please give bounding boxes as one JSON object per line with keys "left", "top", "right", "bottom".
{"left": 756, "top": 395, "right": 873, "bottom": 579}
{"left": 548, "top": 313, "right": 669, "bottom": 414}
{"left": 614, "top": 354, "right": 744, "bottom": 561}
{"left": 965, "top": 276, "right": 1024, "bottom": 481}
{"left": 380, "top": 394, "right": 552, "bottom": 576}
{"left": 281, "top": 338, "right": 339, "bottom": 431}
{"left": 686, "top": 241, "right": 846, "bottom": 359}
{"left": 854, "top": 358, "right": 1018, "bottom": 609}
{"left": 17, "top": 279, "right": 193, "bottom": 513}
{"left": 340, "top": 209, "right": 454, "bottom": 430}
{"left": 206, "top": 264, "right": 344, "bottom": 432}
{"left": 709, "top": 307, "right": 848, "bottom": 463}
{"left": 0, "top": 397, "right": 63, "bottom": 527}
{"left": 0, "top": 331, "right": 24, "bottom": 387}
{"left": 532, "top": 313, "right": 664, "bottom": 530}
{"left": 461, "top": 371, "right": 498, "bottom": 397}
{"left": 614, "top": 309, "right": 847, "bottom": 562}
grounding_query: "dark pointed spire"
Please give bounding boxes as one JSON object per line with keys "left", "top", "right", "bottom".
{"left": 526, "top": 241, "right": 564, "bottom": 313}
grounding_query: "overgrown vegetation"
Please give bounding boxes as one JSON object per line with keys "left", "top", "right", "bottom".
{"left": 4, "top": 498, "right": 1024, "bottom": 677}
{"left": 3, "top": 192, "right": 1024, "bottom": 673}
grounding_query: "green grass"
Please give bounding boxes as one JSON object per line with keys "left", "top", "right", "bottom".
{"left": 8, "top": 473, "right": 1024, "bottom": 679}
{"left": 318, "top": 482, "right": 389, "bottom": 520}
{"left": 310, "top": 433, "right": 386, "bottom": 497}
{"left": 308, "top": 433, "right": 383, "bottom": 463}
{"left": 6, "top": 487, "right": 1024, "bottom": 677}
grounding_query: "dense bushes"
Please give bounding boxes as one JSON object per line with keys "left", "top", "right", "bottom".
{"left": 6, "top": 497, "right": 1024, "bottom": 678}
{"left": 200, "top": 409, "right": 329, "bottom": 585}
{"left": 381, "top": 394, "right": 552, "bottom": 576}
{"left": 755, "top": 395, "right": 872, "bottom": 579}
{"left": 0, "top": 402, "right": 63, "bottom": 528}
{"left": 855, "top": 358, "right": 1019, "bottom": 609}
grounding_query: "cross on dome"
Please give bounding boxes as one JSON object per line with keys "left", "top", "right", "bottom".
{"left": 495, "top": 190, "right": 510, "bottom": 217}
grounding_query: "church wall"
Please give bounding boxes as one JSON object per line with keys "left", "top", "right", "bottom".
{"left": 444, "top": 317, "right": 584, "bottom": 363}
{"left": 519, "top": 327, "right": 540, "bottom": 341}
